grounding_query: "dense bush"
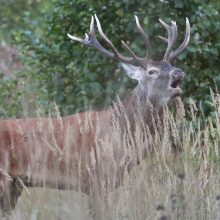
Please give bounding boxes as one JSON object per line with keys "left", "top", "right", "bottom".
{"left": 0, "top": 0, "right": 50, "bottom": 42}
{"left": 3, "top": 0, "right": 220, "bottom": 116}
{"left": 0, "top": 0, "right": 51, "bottom": 117}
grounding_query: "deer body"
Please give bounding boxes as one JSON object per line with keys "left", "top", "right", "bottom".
{"left": 0, "top": 14, "right": 190, "bottom": 215}
{"left": 0, "top": 112, "right": 98, "bottom": 188}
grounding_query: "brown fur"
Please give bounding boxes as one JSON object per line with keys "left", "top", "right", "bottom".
{"left": 0, "top": 16, "right": 190, "bottom": 215}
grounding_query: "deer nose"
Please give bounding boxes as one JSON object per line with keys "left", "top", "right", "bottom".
{"left": 172, "top": 69, "right": 184, "bottom": 79}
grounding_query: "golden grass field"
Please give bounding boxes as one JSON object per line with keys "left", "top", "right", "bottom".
{"left": 2, "top": 95, "right": 220, "bottom": 220}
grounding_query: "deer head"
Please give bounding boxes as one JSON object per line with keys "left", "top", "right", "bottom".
{"left": 67, "top": 15, "right": 190, "bottom": 109}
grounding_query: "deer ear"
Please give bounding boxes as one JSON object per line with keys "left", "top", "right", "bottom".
{"left": 121, "top": 63, "right": 145, "bottom": 82}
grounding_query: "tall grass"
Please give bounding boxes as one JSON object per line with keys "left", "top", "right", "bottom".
{"left": 3, "top": 95, "right": 220, "bottom": 220}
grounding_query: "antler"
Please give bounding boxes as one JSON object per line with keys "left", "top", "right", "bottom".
{"left": 67, "top": 14, "right": 151, "bottom": 69}
{"left": 159, "top": 18, "right": 190, "bottom": 62}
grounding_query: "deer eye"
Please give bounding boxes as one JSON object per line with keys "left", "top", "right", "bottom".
{"left": 148, "top": 69, "right": 158, "bottom": 75}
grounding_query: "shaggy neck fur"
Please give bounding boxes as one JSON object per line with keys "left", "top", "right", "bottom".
{"left": 120, "top": 86, "right": 164, "bottom": 129}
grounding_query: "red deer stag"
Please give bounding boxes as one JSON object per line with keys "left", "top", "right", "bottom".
{"left": 0, "top": 14, "right": 190, "bottom": 215}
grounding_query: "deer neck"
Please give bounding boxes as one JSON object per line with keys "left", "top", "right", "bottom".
{"left": 119, "top": 86, "right": 164, "bottom": 129}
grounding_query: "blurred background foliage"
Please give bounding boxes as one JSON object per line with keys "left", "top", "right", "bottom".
{"left": 0, "top": 0, "right": 51, "bottom": 42}
{"left": 0, "top": 0, "right": 220, "bottom": 117}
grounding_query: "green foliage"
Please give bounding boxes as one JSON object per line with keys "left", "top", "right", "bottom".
{"left": 0, "top": 0, "right": 52, "bottom": 118}
{"left": 181, "top": 2, "right": 220, "bottom": 115}
{"left": 0, "top": 73, "right": 20, "bottom": 117}
{"left": 7, "top": 0, "right": 220, "bottom": 116}
{"left": 0, "top": 0, "right": 51, "bottom": 42}
{"left": 0, "top": 69, "right": 51, "bottom": 118}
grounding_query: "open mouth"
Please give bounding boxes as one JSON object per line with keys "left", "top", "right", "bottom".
{"left": 169, "top": 78, "right": 183, "bottom": 97}
{"left": 170, "top": 79, "right": 181, "bottom": 89}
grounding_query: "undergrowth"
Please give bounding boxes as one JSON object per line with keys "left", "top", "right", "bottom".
{"left": 2, "top": 94, "right": 220, "bottom": 220}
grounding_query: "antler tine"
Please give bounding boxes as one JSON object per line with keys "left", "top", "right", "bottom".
{"left": 159, "top": 19, "right": 178, "bottom": 61}
{"left": 169, "top": 17, "right": 190, "bottom": 61}
{"left": 94, "top": 14, "right": 136, "bottom": 64}
{"left": 120, "top": 40, "right": 147, "bottom": 68}
{"left": 89, "top": 15, "right": 95, "bottom": 35}
{"left": 134, "top": 15, "right": 151, "bottom": 59}
{"left": 119, "top": 16, "right": 151, "bottom": 69}
{"left": 121, "top": 40, "right": 138, "bottom": 59}
{"left": 68, "top": 14, "right": 151, "bottom": 68}
{"left": 158, "top": 36, "right": 168, "bottom": 42}
{"left": 67, "top": 16, "right": 95, "bottom": 44}
{"left": 68, "top": 15, "right": 116, "bottom": 59}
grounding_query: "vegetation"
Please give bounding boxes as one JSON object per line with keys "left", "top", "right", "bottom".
{"left": 0, "top": 0, "right": 220, "bottom": 219}
{"left": 0, "top": 0, "right": 51, "bottom": 43}
{"left": 2, "top": 97, "right": 220, "bottom": 220}
{"left": 0, "top": 0, "right": 220, "bottom": 117}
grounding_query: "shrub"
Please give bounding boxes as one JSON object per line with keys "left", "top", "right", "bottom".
{"left": 8, "top": 0, "right": 220, "bottom": 116}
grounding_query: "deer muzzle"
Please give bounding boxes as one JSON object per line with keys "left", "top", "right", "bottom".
{"left": 169, "top": 69, "right": 184, "bottom": 97}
